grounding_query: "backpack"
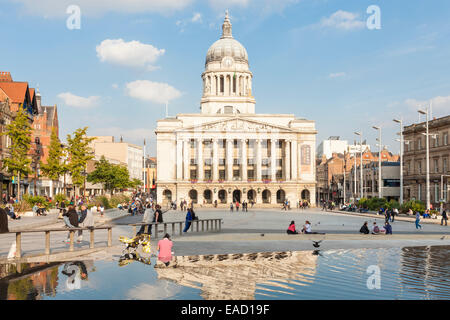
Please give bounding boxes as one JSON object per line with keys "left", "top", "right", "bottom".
{"left": 373, "top": 226, "right": 380, "bottom": 233}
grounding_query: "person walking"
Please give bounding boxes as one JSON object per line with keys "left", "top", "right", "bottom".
{"left": 236, "top": 201, "right": 240, "bottom": 212}
{"left": 415, "top": 212, "right": 422, "bottom": 230}
{"left": 183, "top": 208, "right": 193, "bottom": 232}
{"left": 99, "top": 204, "right": 105, "bottom": 217}
{"left": 441, "top": 209, "right": 448, "bottom": 226}
{"left": 137, "top": 205, "right": 154, "bottom": 235}
{"left": 230, "top": 202, "right": 234, "bottom": 212}
{"left": 392, "top": 208, "right": 398, "bottom": 222}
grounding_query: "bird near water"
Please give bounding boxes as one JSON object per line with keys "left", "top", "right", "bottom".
{"left": 312, "top": 240, "right": 322, "bottom": 248}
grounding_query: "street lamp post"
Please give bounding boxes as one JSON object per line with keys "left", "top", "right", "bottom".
{"left": 441, "top": 175, "right": 450, "bottom": 214}
{"left": 393, "top": 118, "right": 404, "bottom": 205}
{"left": 372, "top": 126, "right": 382, "bottom": 199}
{"left": 33, "top": 137, "right": 42, "bottom": 196}
{"left": 418, "top": 107, "right": 430, "bottom": 210}
{"left": 354, "top": 131, "right": 363, "bottom": 199}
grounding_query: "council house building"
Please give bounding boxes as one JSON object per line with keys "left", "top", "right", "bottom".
{"left": 155, "top": 12, "right": 317, "bottom": 206}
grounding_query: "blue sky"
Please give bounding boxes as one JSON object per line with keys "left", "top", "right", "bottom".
{"left": 1, "top": 0, "right": 449, "bottom": 156}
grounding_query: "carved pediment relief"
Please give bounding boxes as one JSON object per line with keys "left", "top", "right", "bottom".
{"left": 180, "top": 117, "right": 295, "bottom": 133}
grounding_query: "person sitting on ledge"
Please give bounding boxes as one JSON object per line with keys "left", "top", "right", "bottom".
{"left": 384, "top": 221, "right": 392, "bottom": 235}
{"left": 371, "top": 222, "right": 381, "bottom": 235}
{"left": 359, "top": 222, "right": 370, "bottom": 234}
{"left": 287, "top": 221, "right": 298, "bottom": 234}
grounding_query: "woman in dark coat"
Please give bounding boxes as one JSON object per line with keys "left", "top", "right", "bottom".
{"left": 0, "top": 207, "right": 9, "bottom": 233}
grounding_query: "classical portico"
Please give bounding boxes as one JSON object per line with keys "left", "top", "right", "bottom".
{"left": 156, "top": 12, "right": 317, "bottom": 206}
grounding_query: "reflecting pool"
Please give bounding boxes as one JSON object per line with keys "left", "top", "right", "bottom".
{"left": 1, "top": 245, "right": 449, "bottom": 300}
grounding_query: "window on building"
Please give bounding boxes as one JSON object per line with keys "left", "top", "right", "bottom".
{"left": 262, "top": 158, "right": 269, "bottom": 165}
{"left": 444, "top": 132, "right": 449, "bottom": 146}
{"left": 233, "top": 159, "right": 240, "bottom": 165}
{"left": 204, "top": 170, "right": 211, "bottom": 180}
{"left": 276, "top": 170, "right": 283, "bottom": 180}
{"left": 276, "top": 159, "right": 283, "bottom": 166}
{"left": 434, "top": 159, "right": 439, "bottom": 173}
{"left": 204, "top": 158, "right": 212, "bottom": 166}
{"left": 233, "top": 76, "right": 236, "bottom": 93}
{"left": 233, "top": 139, "right": 238, "bottom": 147}
{"left": 233, "top": 170, "right": 240, "bottom": 180}
{"left": 219, "top": 170, "right": 225, "bottom": 180}
{"left": 435, "top": 135, "right": 439, "bottom": 147}
{"left": 190, "top": 170, "right": 197, "bottom": 180}
{"left": 190, "top": 158, "right": 197, "bottom": 165}
{"left": 248, "top": 158, "right": 254, "bottom": 165}
{"left": 417, "top": 138, "right": 422, "bottom": 150}
{"left": 262, "top": 169, "right": 270, "bottom": 180}
{"left": 247, "top": 170, "right": 254, "bottom": 179}
{"left": 444, "top": 158, "right": 448, "bottom": 173}
{"left": 418, "top": 161, "right": 422, "bottom": 174}
{"left": 277, "top": 140, "right": 283, "bottom": 148}
{"left": 220, "top": 76, "right": 224, "bottom": 93}
{"left": 434, "top": 183, "right": 439, "bottom": 203}
{"left": 219, "top": 158, "right": 225, "bottom": 165}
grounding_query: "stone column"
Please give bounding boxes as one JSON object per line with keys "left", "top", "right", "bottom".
{"left": 271, "top": 139, "right": 277, "bottom": 181}
{"left": 212, "top": 138, "right": 219, "bottom": 181}
{"left": 241, "top": 139, "right": 247, "bottom": 181}
{"left": 285, "top": 140, "right": 291, "bottom": 181}
{"left": 227, "top": 139, "right": 233, "bottom": 181}
{"left": 197, "top": 138, "right": 203, "bottom": 181}
{"left": 291, "top": 139, "right": 298, "bottom": 181}
{"left": 176, "top": 138, "right": 183, "bottom": 180}
{"left": 183, "top": 139, "right": 190, "bottom": 180}
{"left": 256, "top": 139, "right": 262, "bottom": 181}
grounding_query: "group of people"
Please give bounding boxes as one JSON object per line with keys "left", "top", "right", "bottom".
{"left": 286, "top": 220, "right": 318, "bottom": 234}
{"left": 62, "top": 204, "right": 95, "bottom": 243}
{"left": 359, "top": 221, "right": 392, "bottom": 235}
{"left": 298, "top": 200, "right": 310, "bottom": 210}
{"left": 321, "top": 200, "right": 336, "bottom": 211}
{"left": 230, "top": 200, "right": 249, "bottom": 212}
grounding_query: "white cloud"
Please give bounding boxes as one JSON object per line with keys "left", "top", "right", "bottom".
{"left": 96, "top": 39, "right": 165, "bottom": 71}
{"left": 10, "top": 0, "right": 192, "bottom": 17}
{"left": 320, "top": 10, "right": 365, "bottom": 30}
{"left": 112, "top": 83, "right": 119, "bottom": 89}
{"left": 405, "top": 96, "right": 450, "bottom": 113}
{"left": 191, "top": 12, "right": 202, "bottom": 23}
{"left": 125, "top": 80, "right": 181, "bottom": 104}
{"left": 57, "top": 92, "right": 100, "bottom": 108}
{"left": 329, "top": 72, "right": 346, "bottom": 79}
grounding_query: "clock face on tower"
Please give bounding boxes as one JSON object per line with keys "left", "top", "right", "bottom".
{"left": 222, "top": 57, "right": 234, "bottom": 68}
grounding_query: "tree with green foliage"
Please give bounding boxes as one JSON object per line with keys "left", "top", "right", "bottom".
{"left": 87, "top": 156, "right": 133, "bottom": 195}
{"left": 1, "top": 107, "right": 32, "bottom": 200}
{"left": 40, "top": 128, "right": 68, "bottom": 185}
{"left": 129, "top": 178, "right": 142, "bottom": 189}
{"left": 66, "top": 127, "right": 95, "bottom": 196}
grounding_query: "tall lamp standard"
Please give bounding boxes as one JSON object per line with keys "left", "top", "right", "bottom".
{"left": 372, "top": 126, "right": 382, "bottom": 199}
{"left": 418, "top": 107, "right": 430, "bottom": 210}
{"left": 441, "top": 175, "right": 450, "bottom": 214}
{"left": 393, "top": 119, "right": 404, "bottom": 205}
{"left": 354, "top": 131, "right": 363, "bottom": 199}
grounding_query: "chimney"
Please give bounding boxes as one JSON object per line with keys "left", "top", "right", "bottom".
{"left": 0, "top": 72, "right": 12, "bottom": 82}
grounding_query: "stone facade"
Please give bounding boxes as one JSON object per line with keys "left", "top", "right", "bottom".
{"left": 403, "top": 115, "right": 450, "bottom": 208}
{"left": 156, "top": 13, "right": 317, "bottom": 207}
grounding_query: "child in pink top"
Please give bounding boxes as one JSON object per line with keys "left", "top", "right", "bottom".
{"left": 157, "top": 233, "right": 173, "bottom": 265}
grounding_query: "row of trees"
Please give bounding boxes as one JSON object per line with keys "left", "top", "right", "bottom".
{"left": 2, "top": 107, "right": 140, "bottom": 200}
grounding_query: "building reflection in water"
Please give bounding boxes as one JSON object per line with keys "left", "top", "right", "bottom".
{"left": 154, "top": 251, "right": 318, "bottom": 300}
{"left": 0, "top": 260, "right": 93, "bottom": 300}
{"left": 400, "top": 245, "right": 450, "bottom": 300}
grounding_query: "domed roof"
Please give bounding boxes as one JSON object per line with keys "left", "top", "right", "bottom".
{"left": 206, "top": 38, "right": 248, "bottom": 64}
{"left": 205, "top": 11, "right": 248, "bottom": 65}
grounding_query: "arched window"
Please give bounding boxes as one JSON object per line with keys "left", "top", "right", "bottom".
{"left": 220, "top": 76, "right": 224, "bottom": 93}
{"left": 233, "top": 75, "right": 236, "bottom": 93}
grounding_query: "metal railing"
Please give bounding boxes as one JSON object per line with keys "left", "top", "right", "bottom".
{"left": 126, "top": 218, "right": 222, "bottom": 238}
{"left": 8, "top": 226, "right": 113, "bottom": 259}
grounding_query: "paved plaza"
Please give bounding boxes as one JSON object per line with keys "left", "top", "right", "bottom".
{"left": 1, "top": 207, "right": 449, "bottom": 262}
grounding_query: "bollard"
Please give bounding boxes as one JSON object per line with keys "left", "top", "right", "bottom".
{"left": 196, "top": 221, "right": 199, "bottom": 232}
{"left": 202, "top": 220, "right": 204, "bottom": 232}
{"left": 206, "top": 220, "right": 209, "bottom": 231}
{"left": 219, "top": 219, "right": 222, "bottom": 231}
{"left": 45, "top": 231, "right": 51, "bottom": 255}
{"left": 15, "top": 232, "right": 22, "bottom": 259}
{"left": 179, "top": 222, "right": 183, "bottom": 235}
{"left": 154, "top": 224, "right": 158, "bottom": 239}
{"left": 164, "top": 223, "right": 167, "bottom": 235}
{"left": 108, "top": 228, "right": 112, "bottom": 247}
{"left": 69, "top": 231, "right": 74, "bottom": 252}
{"left": 90, "top": 229, "right": 95, "bottom": 249}
{"left": 172, "top": 223, "right": 175, "bottom": 236}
